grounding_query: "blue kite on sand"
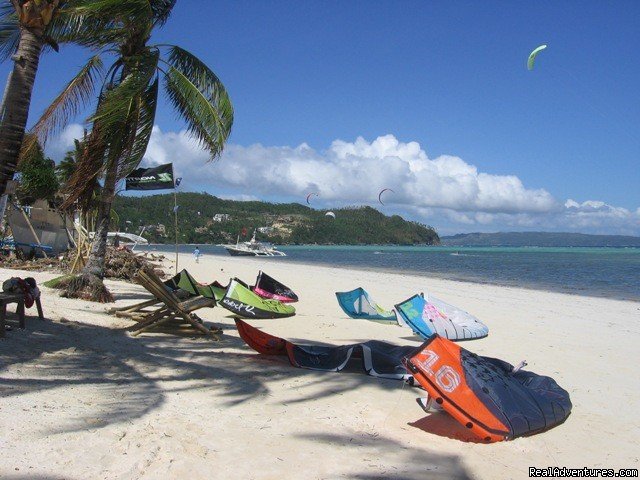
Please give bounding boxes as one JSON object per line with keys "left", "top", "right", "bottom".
{"left": 335, "top": 287, "right": 397, "bottom": 324}
{"left": 395, "top": 293, "right": 489, "bottom": 341}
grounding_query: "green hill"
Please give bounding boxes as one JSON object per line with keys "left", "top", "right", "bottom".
{"left": 441, "top": 231, "right": 640, "bottom": 247}
{"left": 113, "top": 192, "right": 440, "bottom": 245}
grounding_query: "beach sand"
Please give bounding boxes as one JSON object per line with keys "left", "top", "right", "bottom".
{"left": 1, "top": 253, "right": 638, "bottom": 479}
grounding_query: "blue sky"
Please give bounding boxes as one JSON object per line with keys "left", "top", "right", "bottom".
{"left": 3, "top": 1, "right": 639, "bottom": 235}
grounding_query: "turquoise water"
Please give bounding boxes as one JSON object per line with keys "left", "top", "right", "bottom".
{"left": 139, "top": 244, "right": 640, "bottom": 302}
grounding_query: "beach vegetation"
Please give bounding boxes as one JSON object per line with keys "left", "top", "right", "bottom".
{"left": 14, "top": 134, "right": 59, "bottom": 204}
{"left": 25, "top": 1, "right": 233, "bottom": 301}
{"left": 114, "top": 192, "right": 440, "bottom": 246}
{"left": 0, "top": 0, "right": 119, "bottom": 197}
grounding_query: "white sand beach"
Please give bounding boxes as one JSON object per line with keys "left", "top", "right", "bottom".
{"left": 1, "top": 253, "right": 639, "bottom": 480}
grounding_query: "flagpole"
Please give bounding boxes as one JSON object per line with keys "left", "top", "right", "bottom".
{"left": 174, "top": 188, "right": 178, "bottom": 274}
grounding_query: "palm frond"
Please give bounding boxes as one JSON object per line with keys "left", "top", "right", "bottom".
{"left": 0, "top": 5, "right": 19, "bottom": 61}
{"left": 29, "top": 54, "right": 103, "bottom": 146}
{"left": 163, "top": 46, "right": 233, "bottom": 160}
{"left": 47, "top": 12, "right": 121, "bottom": 49}
{"left": 150, "top": 0, "right": 177, "bottom": 25}
{"left": 48, "top": 0, "right": 153, "bottom": 49}
{"left": 89, "top": 50, "right": 158, "bottom": 134}
{"left": 0, "top": 3, "right": 15, "bottom": 18}
{"left": 115, "top": 76, "right": 158, "bottom": 179}
{"left": 56, "top": 139, "right": 81, "bottom": 185}
{"left": 60, "top": 50, "right": 159, "bottom": 211}
{"left": 61, "top": 0, "right": 152, "bottom": 21}
{"left": 103, "top": 76, "right": 158, "bottom": 181}
{"left": 60, "top": 127, "right": 105, "bottom": 210}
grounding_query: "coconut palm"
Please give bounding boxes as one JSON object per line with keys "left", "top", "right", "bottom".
{"left": 0, "top": 0, "right": 77, "bottom": 198}
{"left": 56, "top": 134, "right": 100, "bottom": 209}
{"left": 0, "top": 0, "right": 153, "bottom": 197}
{"left": 55, "top": 138, "right": 82, "bottom": 186}
{"left": 0, "top": 1, "right": 63, "bottom": 205}
{"left": 31, "top": 0, "right": 233, "bottom": 296}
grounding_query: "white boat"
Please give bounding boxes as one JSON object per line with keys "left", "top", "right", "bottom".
{"left": 107, "top": 232, "right": 149, "bottom": 247}
{"left": 87, "top": 231, "right": 149, "bottom": 248}
{"left": 219, "top": 231, "right": 286, "bottom": 257}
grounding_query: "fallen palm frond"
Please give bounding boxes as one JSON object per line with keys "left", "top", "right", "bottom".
{"left": 59, "top": 272, "right": 114, "bottom": 303}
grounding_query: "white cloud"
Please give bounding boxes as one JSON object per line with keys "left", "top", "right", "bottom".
{"left": 48, "top": 126, "right": 640, "bottom": 235}
{"left": 145, "top": 131, "right": 560, "bottom": 214}
{"left": 44, "top": 123, "right": 85, "bottom": 160}
{"left": 217, "top": 193, "right": 260, "bottom": 202}
{"left": 558, "top": 199, "right": 640, "bottom": 234}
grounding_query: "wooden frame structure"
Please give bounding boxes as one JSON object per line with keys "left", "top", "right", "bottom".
{"left": 126, "top": 269, "right": 220, "bottom": 339}
{"left": 0, "top": 292, "right": 44, "bottom": 338}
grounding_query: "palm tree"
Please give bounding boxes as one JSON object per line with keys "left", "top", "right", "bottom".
{"left": 56, "top": 135, "right": 100, "bottom": 209}
{"left": 0, "top": 1, "right": 64, "bottom": 198}
{"left": 0, "top": 0, "right": 144, "bottom": 202}
{"left": 55, "top": 138, "right": 82, "bottom": 187}
{"left": 32, "top": 1, "right": 233, "bottom": 296}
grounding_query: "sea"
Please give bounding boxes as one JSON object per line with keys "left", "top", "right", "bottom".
{"left": 137, "top": 244, "right": 640, "bottom": 302}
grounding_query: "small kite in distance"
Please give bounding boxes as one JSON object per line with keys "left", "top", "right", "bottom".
{"left": 325, "top": 211, "right": 336, "bottom": 219}
{"left": 527, "top": 44, "right": 547, "bottom": 70}
{"left": 378, "top": 188, "right": 395, "bottom": 205}
{"left": 306, "top": 192, "right": 318, "bottom": 205}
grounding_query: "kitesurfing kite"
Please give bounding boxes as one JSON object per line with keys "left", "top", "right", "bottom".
{"left": 236, "top": 319, "right": 414, "bottom": 379}
{"left": 405, "top": 335, "right": 572, "bottom": 442}
{"left": 252, "top": 271, "right": 299, "bottom": 303}
{"left": 395, "top": 293, "right": 489, "bottom": 341}
{"left": 306, "top": 192, "right": 318, "bottom": 204}
{"left": 378, "top": 188, "right": 394, "bottom": 205}
{"left": 220, "top": 279, "right": 296, "bottom": 319}
{"left": 335, "top": 287, "right": 397, "bottom": 323}
{"left": 527, "top": 44, "right": 547, "bottom": 70}
{"left": 325, "top": 211, "right": 336, "bottom": 218}
{"left": 164, "top": 269, "right": 227, "bottom": 301}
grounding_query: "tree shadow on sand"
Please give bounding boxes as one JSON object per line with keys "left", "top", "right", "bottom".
{"left": 0, "top": 314, "right": 423, "bottom": 436}
{"left": 295, "top": 431, "right": 473, "bottom": 479}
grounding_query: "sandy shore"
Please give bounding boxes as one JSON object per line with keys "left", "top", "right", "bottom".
{"left": 1, "top": 253, "right": 639, "bottom": 479}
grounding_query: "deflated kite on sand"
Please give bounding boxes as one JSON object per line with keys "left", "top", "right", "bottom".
{"left": 236, "top": 319, "right": 413, "bottom": 379}
{"left": 405, "top": 335, "right": 572, "bottom": 442}
{"left": 395, "top": 293, "right": 489, "bottom": 341}
{"left": 252, "top": 271, "right": 298, "bottom": 303}
{"left": 236, "top": 319, "right": 572, "bottom": 442}
{"left": 164, "top": 269, "right": 227, "bottom": 301}
{"left": 335, "top": 287, "right": 397, "bottom": 323}
{"left": 221, "top": 279, "right": 295, "bottom": 319}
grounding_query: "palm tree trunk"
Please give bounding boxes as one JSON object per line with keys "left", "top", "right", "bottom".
{"left": 82, "top": 163, "right": 117, "bottom": 278}
{"left": 0, "top": 28, "right": 43, "bottom": 196}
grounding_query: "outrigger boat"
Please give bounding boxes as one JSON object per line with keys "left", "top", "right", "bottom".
{"left": 219, "top": 230, "right": 286, "bottom": 257}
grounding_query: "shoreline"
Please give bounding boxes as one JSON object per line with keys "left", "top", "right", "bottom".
{"left": 138, "top": 244, "right": 640, "bottom": 303}
{"left": 1, "top": 257, "right": 638, "bottom": 479}
{"left": 142, "top": 242, "right": 640, "bottom": 250}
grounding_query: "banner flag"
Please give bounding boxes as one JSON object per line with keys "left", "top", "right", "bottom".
{"left": 125, "top": 163, "right": 175, "bottom": 190}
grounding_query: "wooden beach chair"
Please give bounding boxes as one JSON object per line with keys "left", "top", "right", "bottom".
{"left": 129, "top": 269, "right": 220, "bottom": 339}
{"left": 108, "top": 268, "right": 218, "bottom": 319}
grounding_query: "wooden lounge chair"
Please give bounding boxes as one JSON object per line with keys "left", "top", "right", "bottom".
{"left": 108, "top": 269, "right": 222, "bottom": 318}
{"left": 130, "top": 269, "right": 220, "bottom": 339}
{"left": 108, "top": 290, "right": 191, "bottom": 319}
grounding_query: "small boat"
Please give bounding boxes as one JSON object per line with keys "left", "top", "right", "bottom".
{"left": 106, "top": 232, "right": 149, "bottom": 248}
{"left": 219, "top": 230, "right": 286, "bottom": 257}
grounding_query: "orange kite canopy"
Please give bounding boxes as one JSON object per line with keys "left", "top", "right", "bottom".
{"left": 404, "top": 335, "right": 572, "bottom": 442}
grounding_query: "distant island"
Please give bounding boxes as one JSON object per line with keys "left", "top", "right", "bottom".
{"left": 441, "top": 232, "right": 640, "bottom": 247}
{"left": 113, "top": 192, "right": 440, "bottom": 246}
